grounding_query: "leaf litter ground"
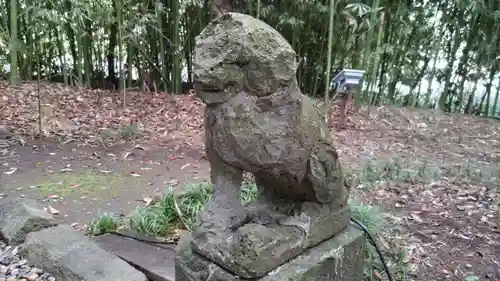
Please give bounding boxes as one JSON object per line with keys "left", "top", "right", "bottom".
{"left": 1, "top": 81, "right": 499, "bottom": 281}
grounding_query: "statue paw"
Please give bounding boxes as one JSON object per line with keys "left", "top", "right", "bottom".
{"left": 197, "top": 208, "right": 249, "bottom": 233}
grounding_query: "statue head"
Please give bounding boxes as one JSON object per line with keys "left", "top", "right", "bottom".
{"left": 193, "top": 13, "right": 298, "bottom": 105}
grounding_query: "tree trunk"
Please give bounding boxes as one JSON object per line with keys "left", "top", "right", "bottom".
{"left": 83, "top": 18, "right": 93, "bottom": 87}
{"left": 387, "top": 24, "right": 416, "bottom": 103}
{"left": 56, "top": 27, "right": 69, "bottom": 85}
{"left": 65, "top": 0, "right": 77, "bottom": 76}
{"left": 171, "top": 0, "right": 181, "bottom": 94}
{"left": 438, "top": 18, "right": 461, "bottom": 111}
{"left": 409, "top": 55, "right": 431, "bottom": 107}
{"left": 107, "top": 0, "right": 119, "bottom": 89}
{"left": 9, "top": 0, "right": 18, "bottom": 85}
{"left": 465, "top": 78, "right": 479, "bottom": 114}
{"left": 491, "top": 79, "right": 500, "bottom": 117}
{"left": 455, "top": 15, "right": 479, "bottom": 113}
{"left": 323, "top": 0, "right": 335, "bottom": 123}
{"left": 483, "top": 64, "right": 498, "bottom": 116}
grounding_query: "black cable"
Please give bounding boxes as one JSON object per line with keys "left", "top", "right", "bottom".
{"left": 106, "top": 231, "right": 178, "bottom": 246}
{"left": 350, "top": 217, "right": 395, "bottom": 281}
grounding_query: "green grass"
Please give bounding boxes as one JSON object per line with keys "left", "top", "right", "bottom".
{"left": 350, "top": 198, "right": 386, "bottom": 235}
{"left": 358, "top": 156, "right": 500, "bottom": 190}
{"left": 119, "top": 182, "right": 258, "bottom": 237}
{"left": 358, "top": 156, "right": 441, "bottom": 186}
{"left": 86, "top": 212, "right": 122, "bottom": 236}
{"left": 351, "top": 200, "right": 417, "bottom": 281}
{"left": 87, "top": 182, "right": 257, "bottom": 237}
{"left": 442, "top": 162, "right": 500, "bottom": 188}
{"left": 98, "top": 123, "right": 144, "bottom": 144}
{"left": 34, "top": 169, "right": 122, "bottom": 197}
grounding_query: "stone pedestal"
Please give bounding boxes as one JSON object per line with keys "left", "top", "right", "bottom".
{"left": 175, "top": 224, "right": 365, "bottom": 281}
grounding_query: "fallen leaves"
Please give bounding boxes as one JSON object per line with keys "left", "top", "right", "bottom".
{"left": 123, "top": 151, "right": 133, "bottom": 159}
{"left": 410, "top": 212, "right": 423, "bottom": 223}
{"left": 3, "top": 167, "right": 17, "bottom": 175}
{"left": 47, "top": 205, "right": 60, "bottom": 215}
{"left": 0, "top": 81, "right": 205, "bottom": 151}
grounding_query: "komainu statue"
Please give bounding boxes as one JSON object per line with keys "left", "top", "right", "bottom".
{"left": 184, "top": 12, "right": 353, "bottom": 279}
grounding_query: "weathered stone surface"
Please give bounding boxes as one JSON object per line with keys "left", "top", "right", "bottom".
{"left": 0, "top": 125, "right": 10, "bottom": 139}
{"left": 194, "top": 13, "right": 297, "bottom": 101}
{"left": 176, "top": 225, "right": 365, "bottom": 281}
{"left": 94, "top": 232, "right": 176, "bottom": 281}
{"left": 191, "top": 205, "right": 351, "bottom": 278}
{"left": 188, "top": 12, "right": 353, "bottom": 278}
{"left": 20, "top": 224, "right": 148, "bottom": 281}
{"left": 0, "top": 198, "right": 57, "bottom": 245}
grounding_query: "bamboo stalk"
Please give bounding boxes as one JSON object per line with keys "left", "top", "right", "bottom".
{"left": 9, "top": 0, "right": 18, "bottom": 85}
{"left": 323, "top": 0, "right": 335, "bottom": 123}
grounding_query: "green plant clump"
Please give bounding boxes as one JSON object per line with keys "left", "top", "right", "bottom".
{"left": 358, "top": 157, "right": 441, "bottom": 186}
{"left": 126, "top": 182, "right": 257, "bottom": 236}
{"left": 86, "top": 212, "right": 122, "bottom": 236}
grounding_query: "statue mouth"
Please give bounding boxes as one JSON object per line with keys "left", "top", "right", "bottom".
{"left": 195, "top": 82, "right": 222, "bottom": 93}
{"left": 201, "top": 87, "right": 221, "bottom": 93}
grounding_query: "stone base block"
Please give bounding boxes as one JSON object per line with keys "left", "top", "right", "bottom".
{"left": 0, "top": 198, "right": 58, "bottom": 245}
{"left": 190, "top": 205, "right": 351, "bottom": 278}
{"left": 175, "top": 224, "right": 365, "bottom": 281}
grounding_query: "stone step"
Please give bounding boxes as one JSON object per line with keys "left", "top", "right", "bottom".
{"left": 93, "top": 231, "right": 176, "bottom": 281}
{"left": 20, "top": 224, "right": 148, "bottom": 281}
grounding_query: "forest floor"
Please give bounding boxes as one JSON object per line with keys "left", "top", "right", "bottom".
{"left": 0, "top": 81, "right": 499, "bottom": 281}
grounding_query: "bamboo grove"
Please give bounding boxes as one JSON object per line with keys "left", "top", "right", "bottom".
{"left": 1, "top": 0, "right": 500, "bottom": 117}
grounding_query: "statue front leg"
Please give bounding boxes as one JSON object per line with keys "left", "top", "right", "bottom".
{"left": 194, "top": 144, "right": 247, "bottom": 234}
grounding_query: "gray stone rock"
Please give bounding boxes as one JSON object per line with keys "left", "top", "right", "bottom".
{"left": 28, "top": 268, "right": 43, "bottom": 275}
{"left": 0, "top": 253, "right": 12, "bottom": 265}
{"left": 0, "top": 198, "right": 57, "bottom": 245}
{"left": 25, "top": 273, "right": 38, "bottom": 281}
{"left": 0, "top": 125, "right": 10, "bottom": 139}
{"left": 19, "top": 224, "right": 147, "bottom": 281}
{"left": 176, "top": 225, "right": 365, "bottom": 281}
{"left": 10, "top": 267, "right": 19, "bottom": 276}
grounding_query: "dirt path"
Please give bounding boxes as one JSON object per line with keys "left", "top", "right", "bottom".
{"left": 0, "top": 139, "right": 210, "bottom": 229}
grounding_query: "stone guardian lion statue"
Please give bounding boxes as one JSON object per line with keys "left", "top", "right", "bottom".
{"left": 188, "top": 12, "right": 353, "bottom": 279}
